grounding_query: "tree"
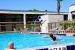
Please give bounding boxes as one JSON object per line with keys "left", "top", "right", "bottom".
{"left": 57, "top": 0, "right": 63, "bottom": 14}
{"left": 28, "top": 9, "right": 39, "bottom": 12}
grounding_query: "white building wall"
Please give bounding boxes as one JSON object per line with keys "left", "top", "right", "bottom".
{"left": 48, "top": 15, "right": 64, "bottom": 30}
{"left": 40, "top": 15, "right": 48, "bottom": 33}
{"left": 48, "top": 15, "right": 64, "bottom": 23}
{"left": 69, "top": 5, "right": 75, "bottom": 12}
{"left": 68, "top": 5, "right": 75, "bottom": 21}
{"left": 40, "top": 15, "right": 64, "bottom": 33}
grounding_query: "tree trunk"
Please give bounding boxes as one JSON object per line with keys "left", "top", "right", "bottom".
{"left": 57, "top": 0, "right": 60, "bottom": 14}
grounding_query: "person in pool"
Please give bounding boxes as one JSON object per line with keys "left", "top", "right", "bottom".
{"left": 43, "top": 33, "right": 63, "bottom": 44}
{"left": 49, "top": 34, "right": 56, "bottom": 41}
{"left": 49, "top": 34, "right": 57, "bottom": 44}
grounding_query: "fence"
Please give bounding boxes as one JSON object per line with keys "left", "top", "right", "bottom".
{"left": 48, "top": 21, "right": 75, "bottom": 34}
{"left": 0, "top": 22, "right": 41, "bottom": 32}
{"left": 0, "top": 21, "right": 75, "bottom": 33}
{"left": 0, "top": 22, "right": 24, "bottom": 32}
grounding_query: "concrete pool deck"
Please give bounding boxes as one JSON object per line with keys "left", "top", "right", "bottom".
{"left": 19, "top": 43, "right": 75, "bottom": 50}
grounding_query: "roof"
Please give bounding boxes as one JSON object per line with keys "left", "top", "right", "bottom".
{"left": 70, "top": 4, "right": 75, "bottom": 6}
{"left": 0, "top": 9, "right": 67, "bottom": 13}
{"left": 0, "top": 9, "right": 68, "bottom": 15}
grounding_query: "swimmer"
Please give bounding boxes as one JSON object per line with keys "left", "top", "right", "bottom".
{"left": 43, "top": 33, "right": 63, "bottom": 44}
{"left": 49, "top": 34, "right": 57, "bottom": 44}
{"left": 49, "top": 34, "right": 64, "bottom": 41}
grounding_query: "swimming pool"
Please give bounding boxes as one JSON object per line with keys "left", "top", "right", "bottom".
{"left": 0, "top": 32, "right": 75, "bottom": 50}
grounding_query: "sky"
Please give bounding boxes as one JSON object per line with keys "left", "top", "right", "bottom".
{"left": 0, "top": 0, "right": 75, "bottom": 12}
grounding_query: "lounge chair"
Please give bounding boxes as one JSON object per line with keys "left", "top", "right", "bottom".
{"left": 49, "top": 27, "right": 59, "bottom": 34}
{"left": 49, "top": 26, "right": 73, "bottom": 34}
{"left": 65, "top": 26, "right": 73, "bottom": 33}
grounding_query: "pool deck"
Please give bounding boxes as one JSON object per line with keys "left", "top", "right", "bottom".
{"left": 19, "top": 43, "right": 75, "bottom": 50}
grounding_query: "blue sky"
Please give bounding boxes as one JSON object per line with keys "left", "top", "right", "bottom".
{"left": 0, "top": 0, "right": 75, "bottom": 12}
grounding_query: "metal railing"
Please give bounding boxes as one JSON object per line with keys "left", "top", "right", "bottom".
{"left": 0, "top": 22, "right": 41, "bottom": 32}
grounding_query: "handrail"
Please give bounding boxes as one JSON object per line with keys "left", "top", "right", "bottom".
{"left": 0, "top": 22, "right": 23, "bottom": 24}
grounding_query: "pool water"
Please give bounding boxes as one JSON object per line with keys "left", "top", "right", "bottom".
{"left": 0, "top": 32, "right": 75, "bottom": 50}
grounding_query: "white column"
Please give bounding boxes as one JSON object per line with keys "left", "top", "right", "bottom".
{"left": 68, "top": 12, "right": 72, "bottom": 21}
{"left": 41, "top": 15, "right": 48, "bottom": 33}
{"left": 23, "top": 14, "right": 26, "bottom": 28}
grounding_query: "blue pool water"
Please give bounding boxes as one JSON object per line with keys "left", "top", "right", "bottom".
{"left": 0, "top": 32, "right": 75, "bottom": 50}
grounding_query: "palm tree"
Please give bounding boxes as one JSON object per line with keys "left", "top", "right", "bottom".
{"left": 57, "top": 0, "right": 63, "bottom": 14}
